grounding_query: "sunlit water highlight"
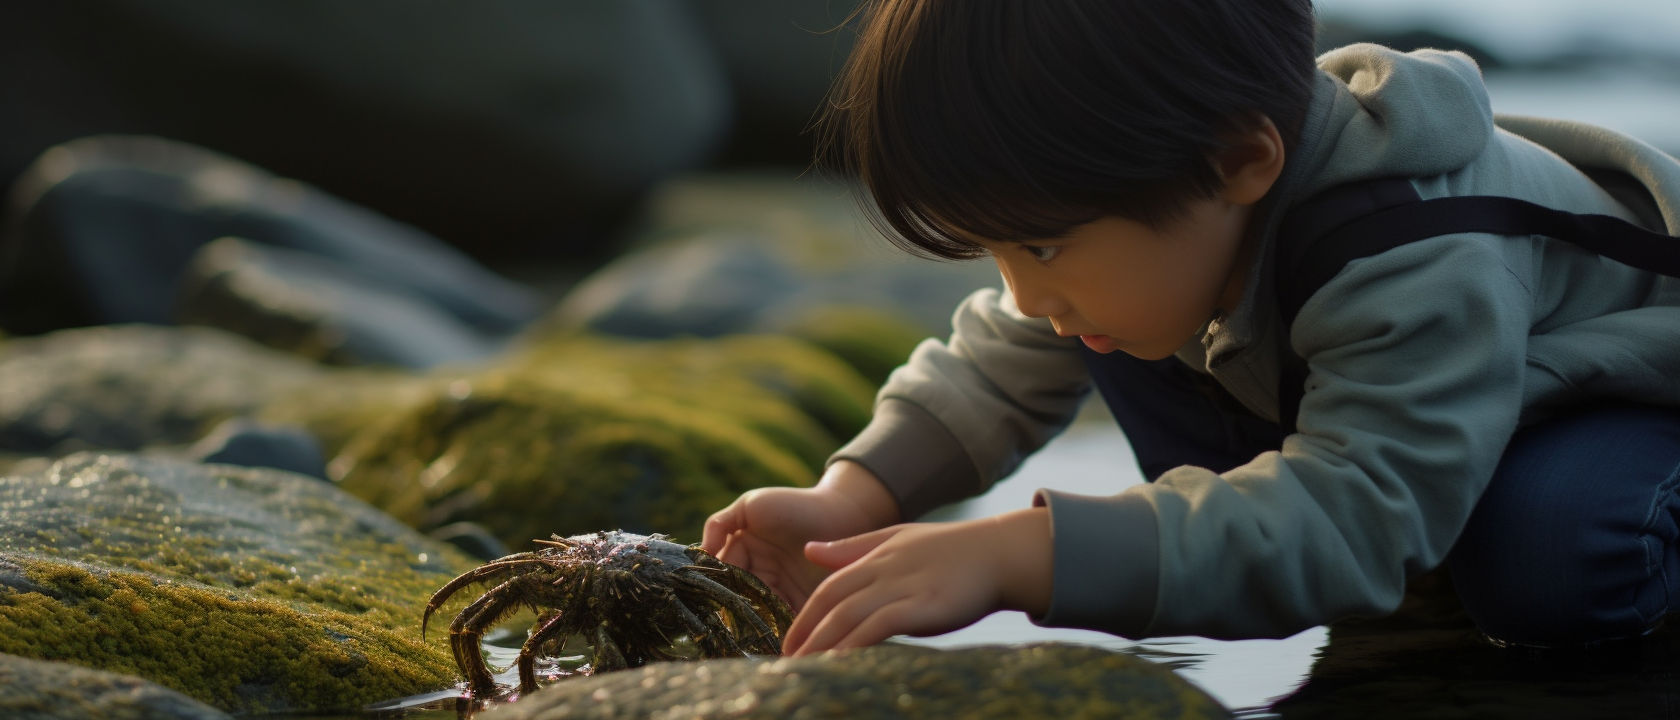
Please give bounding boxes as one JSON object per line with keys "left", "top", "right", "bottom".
{"left": 903, "top": 418, "right": 1327, "bottom": 716}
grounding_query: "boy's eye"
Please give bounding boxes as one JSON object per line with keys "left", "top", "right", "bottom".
{"left": 1022, "top": 244, "right": 1061, "bottom": 262}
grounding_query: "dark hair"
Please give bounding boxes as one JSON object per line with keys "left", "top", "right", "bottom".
{"left": 819, "top": 0, "right": 1319, "bottom": 260}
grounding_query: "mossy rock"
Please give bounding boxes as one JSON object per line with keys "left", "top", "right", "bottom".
{"left": 779, "top": 306, "right": 929, "bottom": 387}
{"left": 0, "top": 453, "right": 478, "bottom": 714}
{"left": 0, "top": 325, "right": 321, "bottom": 454}
{"left": 482, "top": 643, "right": 1229, "bottom": 720}
{"left": 257, "top": 369, "right": 446, "bottom": 457}
{"left": 0, "top": 652, "right": 230, "bottom": 720}
{"left": 505, "top": 334, "right": 876, "bottom": 466}
{"left": 332, "top": 382, "right": 808, "bottom": 548}
{"left": 333, "top": 334, "right": 874, "bottom": 546}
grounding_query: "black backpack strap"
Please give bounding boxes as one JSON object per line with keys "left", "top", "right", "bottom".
{"left": 1274, "top": 177, "right": 1680, "bottom": 434}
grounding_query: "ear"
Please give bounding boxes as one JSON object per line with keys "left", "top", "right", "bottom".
{"left": 1214, "top": 116, "right": 1286, "bottom": 206}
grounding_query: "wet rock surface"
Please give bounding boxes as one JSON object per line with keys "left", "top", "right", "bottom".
{"left": 0, "top": 653, "right": 231, "bottom": 720}
{"left": 480, "top": 643, "right": 1228, "bottom": 720}
{"left": 178, "top": 237, "right": 504, "bottom": 369}
{"left": 0, "top": 325, "right": 320, "bottom": 454}
{"left": 0, "top": 135, "right": 545, "bottom": 335}
{"left": 332, "top": 334, "right": 875, "bottom": 546}
{"left": 0, "top": 453, "right": 476, "bottom": 714}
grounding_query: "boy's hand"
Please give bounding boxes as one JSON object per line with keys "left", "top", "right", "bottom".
{"left": 702, "top": 460, "right": 900, "bottom": 611}
{"left": 781, "top": 507, "right": 1051, "bottom": 656}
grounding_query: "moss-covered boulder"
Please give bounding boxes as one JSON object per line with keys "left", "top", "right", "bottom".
{"left": 333, "top": 334, "right": 876, "bottom": 546}
{"left": 0, "top": 325, "right": 321, "bottom": 454}
{"left": 0, "top": 453, "right": 477, "bottom": 714}
{"left": 505, "top": 333, "right": 876, "bottom": 465}
{"left": 0, "top": 653, "right": 231, "bottom": 720}
{"left": 257, "top": 369, "right": 446, "bottom": 458}
{"left": 779, "top": 306, "right": 929, "bottom": 388}
{"left": 482, "top": 643, "right": 1228, "bottom": 720}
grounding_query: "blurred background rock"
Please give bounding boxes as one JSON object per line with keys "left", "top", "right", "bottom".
{"left": 0, "top": 0, "right": 861, "bottom": 267}
{"left": 0, "top": 0, "right": 1674, "bottom": 346}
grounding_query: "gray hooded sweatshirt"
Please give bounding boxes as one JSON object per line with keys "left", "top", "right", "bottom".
{"left": 832, "top": 44, "right": 1680, "bottom": 639}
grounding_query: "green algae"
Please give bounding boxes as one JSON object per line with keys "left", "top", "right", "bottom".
{"left": 481, "top": 643, "right": 1229, "bottom": 720}
{"left": 0, "top": 652, "right": 230, "bottom": 720}
{"left": 257, "top": 369, "right": 445, "bottom": 457}
{"left": 331, "top": 334, "right": 875, "bottom": 547}
{"left": 506, "top": 333, "right": 876, "bottom": 464}
{"left": 0, "top": 453, "right": 479, "bottom": 714}
{"left": 780, "top": 306, "right": 930, "bottom": 387}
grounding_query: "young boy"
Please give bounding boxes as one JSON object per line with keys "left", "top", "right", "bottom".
{"left": 702, "top": 0, "right": 1680, "bottom": 653}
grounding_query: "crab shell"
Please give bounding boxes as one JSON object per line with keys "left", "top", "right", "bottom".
{"left": 424, "top": 530, "right": 793, "bottom": 696}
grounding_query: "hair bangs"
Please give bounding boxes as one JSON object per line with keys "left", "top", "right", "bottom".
{"left": 818, "top": 0, "right": 1317, "bottom": 260}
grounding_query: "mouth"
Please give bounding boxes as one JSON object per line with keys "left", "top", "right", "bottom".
{"left": 1076, "top": 334, "right": 1120, "bottom": 354}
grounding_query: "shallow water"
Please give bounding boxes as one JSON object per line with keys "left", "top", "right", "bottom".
{"left": 910, "top": 415, "right": 1680, "bottom": 719}
{"left": 907, "top": 419, "right": 1327, "bottom": 716}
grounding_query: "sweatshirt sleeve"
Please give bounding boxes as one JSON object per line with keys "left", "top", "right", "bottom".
{"left": 829, "top": 286, "right": 1092, "bottom": 519}
{"left": 1035, "top": 235, "right": 1532, "bottom": 639}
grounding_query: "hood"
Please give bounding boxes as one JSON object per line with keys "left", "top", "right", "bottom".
{"left": 1193, "top": 44, "right": 1503, "bottom": 412}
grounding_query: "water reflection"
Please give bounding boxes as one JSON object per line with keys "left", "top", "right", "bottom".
{"left": 915, "top": 415, "right": 1680, "bottom": 718}
{"left": 1275, "top": 603, "right": 1680, "bottom": 719}
{"left": 905, "top": 417, "right": 1326, "bottom": 713}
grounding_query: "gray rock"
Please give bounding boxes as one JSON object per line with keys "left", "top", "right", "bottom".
{"left": 179, "top": 236, "right": 504, "bottom": 368}
{"left": 689, "top": 0, "right": 861, "bottom": 165}
{"left": 548, "top": 174, "right": 1001, "bottom": 341}
{"left": 0, "top": 453, "right": 475, "bottom": 714}
{"left": 480, "top": 643, "right": 1228, "bottom": 720}
{"left": 0, "top": 1, "right": 729, "bottom": 263}
{"left": 1, "top": 135, "right": 543, "bottom": 336}
{"left": 0, "top": 653, "right": 230, "bottom": 720}
{"left": 187, "top": 417, "right": 327, "bottom": 480}
{"left": 0, "top": 325, "right": 321, "bottom": 454}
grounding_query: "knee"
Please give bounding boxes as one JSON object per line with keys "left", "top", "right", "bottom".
{"left": 1448, "top": 404, "right": 1680, "bottom": 646}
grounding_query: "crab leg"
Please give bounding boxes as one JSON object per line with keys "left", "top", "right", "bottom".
{"left": 670, "top": 594, "right": 746, "bottom": 658}
{"left": 676, "top": 571, "right": 780, "bottom": 654}
{"left": 422, "top": 557, "right": 547, "bottom": 638}
{"left": 712, "top": 567, "right": 794, "bottom": 635}
{"left": 685, "top": 595, "right": 751, "bottom": 657}
{"left": 592, "top": 623, "right": 628, "bottom": 673}
{"left": 449, "top": 579, "right": 524, "bottom": 696}
{"left": 687, "top": 546, "right": 794, "bottom": 635}
{"left": 516, "top": 611, "right": 575, "bottom": 693}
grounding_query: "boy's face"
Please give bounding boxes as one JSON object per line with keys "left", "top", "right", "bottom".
{"left": 980, "top": 195, "right": 1255, "bottom": 361}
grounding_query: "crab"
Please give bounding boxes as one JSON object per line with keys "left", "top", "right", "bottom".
{"left": 423, "top": 530, "right": 793, "bottom": 696}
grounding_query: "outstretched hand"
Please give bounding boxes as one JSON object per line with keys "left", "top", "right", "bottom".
{"left": 701, "top": 461, "right": 900, "bottom": 611}
{"left": 781, "top": 507, "right": 1052, "bottom": 656}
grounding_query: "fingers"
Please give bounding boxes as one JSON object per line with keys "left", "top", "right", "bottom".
{"left": 788, "top": 584, "right": 908, "bottom": 657}
{"left": 701, "top": 499, "right": 744, "bottom": 555}
{"left": 830, "top": 598, "right": 934, "bottom": 652}
{"left": 803, "top": 524, "right": 908, "bottom": 570}
{"left": 781, "top": 561, "right": 882, "bottom": 655}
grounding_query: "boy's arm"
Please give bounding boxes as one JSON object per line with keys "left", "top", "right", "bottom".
{"left": 831, "top": 286, "right": 1092, "bottom": 519}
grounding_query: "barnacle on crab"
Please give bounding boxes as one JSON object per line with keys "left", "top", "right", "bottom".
{"left": 423, "top": 530, "right": 793, "bottom": 696}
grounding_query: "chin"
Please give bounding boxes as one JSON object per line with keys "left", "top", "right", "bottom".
{"left": 1124, "top": 337, "right": 1194, "bottom": 361}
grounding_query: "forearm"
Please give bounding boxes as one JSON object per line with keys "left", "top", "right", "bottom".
{"left": 978, "top": 507, "right": 1052, "bottom": 617}
{"left": 833, "top": 287, "right": 1092, "bottom": 518}
{"left": 815, "top": 459, "right": 902, "bottom": 530}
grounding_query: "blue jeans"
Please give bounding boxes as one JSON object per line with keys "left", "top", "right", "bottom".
{"left": 1082, "top": 348, "right": 1680, "bottom": 647}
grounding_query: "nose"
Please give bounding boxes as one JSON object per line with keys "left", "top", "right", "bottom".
{"left": 997, "top": 264, "right": 1066, "bottom": 320}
